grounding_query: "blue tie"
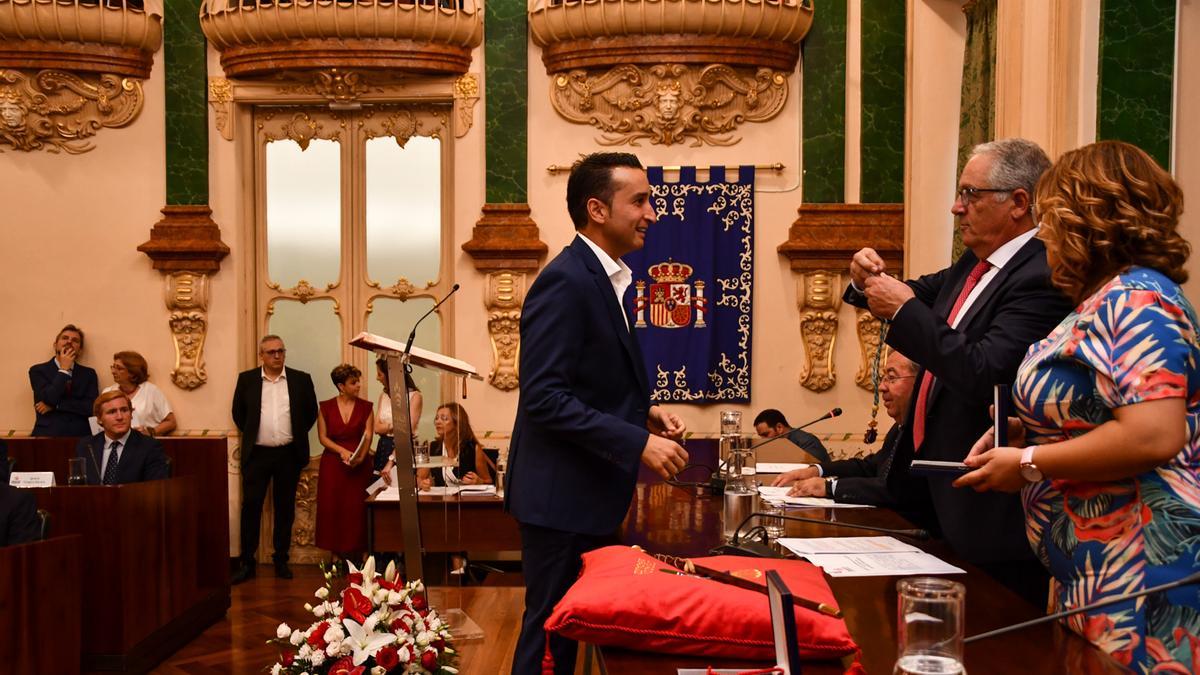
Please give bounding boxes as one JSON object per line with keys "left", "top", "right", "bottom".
{"left": 103, "top": 441, "right": 121, "bottom": 485}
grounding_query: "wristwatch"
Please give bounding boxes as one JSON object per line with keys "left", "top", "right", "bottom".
{"left": 1019, "top": 446, "right": 1044, "bottom": 482}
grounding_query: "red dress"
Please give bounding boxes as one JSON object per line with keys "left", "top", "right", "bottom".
{"left": 315, "top": 397, "right": 374, "bottom": 554}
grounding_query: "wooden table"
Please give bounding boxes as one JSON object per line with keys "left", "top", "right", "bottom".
{"left": 0, "top": 534, "right": 83, "bottom": 674}
{"left": 366, "top": 491, "right": 522, "bottom": 553}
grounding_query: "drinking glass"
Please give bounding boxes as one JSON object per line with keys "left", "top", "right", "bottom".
{"left": 68, "top": 457, "right": 87, "bottom": 486}
{"left": 721, "top": 490, "right": 758, "bottom": 542}
{"left": 760, "top": 501, "right": 786, "bottom": 540}
{"left": 894, "top": 577, "right": 965, "bottom": 675}
{"left": 413, "top": 440, "right": 430, "bottom": 466}
{"left": 720, "top": 410, "right": 742, "bottom": 436}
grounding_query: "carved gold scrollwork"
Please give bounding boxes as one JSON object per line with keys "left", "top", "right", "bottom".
{"left": 165, "top": 272, "right": 212, "bottom": 391}
{"left": 358, "top": 104, "right": 450, "bottom": 146}
{"left": 0, "top": 69, "right": 145, "bottom": 154}
{"left": 257, "top": 108, "right": 346, "bottom": 147}
{"left": 485, "top": 271, "right": 526, "bottom": 391}
{"left": 208, "top": 77, "right": 233, "bottom": 141}
{"left": 453, "top": 73, "right": 479, "bottom": 138}
{"left": 855, "top": 308, "right": 888, "bottom": 391}
{"left": 266, "top": 279, "right": 339, "bottom": 303}
{"left": 550, "top": 63, "right": 788, "bottom": 146}
{"left": 797, "top": 271, "right": 841, "bottom": 392}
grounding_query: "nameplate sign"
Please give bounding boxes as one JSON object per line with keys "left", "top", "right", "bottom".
{"left": 10, "top": 472, "right": 56, "bottom": 488}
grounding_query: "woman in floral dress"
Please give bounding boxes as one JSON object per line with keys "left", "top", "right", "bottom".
{"left": 957, "top": 140, "right": 1200, "bottom": 672}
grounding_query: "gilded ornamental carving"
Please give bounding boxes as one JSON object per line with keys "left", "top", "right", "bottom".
{"left": 855, "top": 309, "right": 887, "bottom": 392}
{"left": 797, "top": 271, "right": 841, "bottom": 392}
{"left": 165, "top": 274, "right": 212, "bottom": 391}
{"left": 485, "top": 273, "right": 526, "bottom": 391}
{"left": 551, "top": 63, "right": 788, "bottom": 146}
{"left": 0, "top": 70, "right": 145, "bottom": 154}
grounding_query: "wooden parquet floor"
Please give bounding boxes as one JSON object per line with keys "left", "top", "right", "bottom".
{"left": 153, "top": 565, "right": 527, "bottom": 675}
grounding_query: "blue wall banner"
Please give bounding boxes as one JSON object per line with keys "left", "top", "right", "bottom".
{"left": 623, "top": 166, "right": 754, "bottom": 403}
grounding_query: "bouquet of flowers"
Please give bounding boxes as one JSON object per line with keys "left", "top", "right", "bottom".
{"left": 268, "top": 556, "right": 457, "bottom": 675}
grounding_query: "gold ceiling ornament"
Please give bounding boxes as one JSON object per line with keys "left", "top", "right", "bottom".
{"left": 485, "top": 271, "right": 526, "bottom": 391}
{"left": 550, "top": 63, "right": 788, "bottom": 147}
{"left": 165, "top": 272, "right": 212, "bottom": 391}
{"left": 208, "top": 77, "right": 234, "bottom": 142}
{"left": 452, "top": 73, "right": 479, "bottom": 138}
{"left": 305, "top": 68, "right": 380, "bottom": 105}
{"left": 854, "top": 309, "right": 888, "bottom": 392}
{"left": 796, "top": 271, "right": 841, "bottom": 392}
{"left": 0, "top": 69, "right": 144, "bottom": 154}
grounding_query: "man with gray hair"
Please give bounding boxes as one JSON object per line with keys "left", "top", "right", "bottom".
{"left": 844, "top": 138, "right": 1072, "bottom": 604}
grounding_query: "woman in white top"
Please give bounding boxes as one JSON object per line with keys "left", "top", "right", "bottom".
{"left": 375, "top": 357, "right": 422, "bottom": 484}
{"left": 94, "top": 351, "right": 176, "bottom": 436}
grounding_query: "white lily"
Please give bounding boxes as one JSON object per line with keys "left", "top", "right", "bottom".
{"left": 276, "top": 622, "right": 291, "bottom": 639}
{"left": 315, "top": 586, "right": 329, "bottom": 600}
{"left": 385, "top": 559, "right": 398, "bottom": 583}
{"left": 342, "top": 617, "right": 397, "bottom": 666}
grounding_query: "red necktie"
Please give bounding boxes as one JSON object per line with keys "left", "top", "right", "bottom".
{"left": 911, "top": 260, "right": 991, "bottom": 452}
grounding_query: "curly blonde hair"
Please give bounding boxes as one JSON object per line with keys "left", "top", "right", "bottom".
{"left": 1035, "top": 140, "right": 1188, "bottom": 303}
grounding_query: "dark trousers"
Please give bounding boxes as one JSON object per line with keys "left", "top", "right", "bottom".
{"left": 513, "top": 523, "right": 614, "bottom": 675}
{"left": 239, "top": 443, "right": 303, "bottom": 565}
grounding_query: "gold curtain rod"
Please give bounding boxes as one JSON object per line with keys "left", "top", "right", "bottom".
{"left": 546, "top": 162, "right": 785, "bottom": 175}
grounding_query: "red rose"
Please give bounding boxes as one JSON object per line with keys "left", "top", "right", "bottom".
{"left": 420, "top": 649, "right": 439, "bottom": 671}
{"left": 410, "top": 593, "right": 427, "bottom": 611}
{"left": 390, "top": 617, "right": 408, "bottom": 632}
{"left": 328, "top": 656, "right": 365, "bottom": 675}
{"left": 432, "top": 638, "right": 444, "bottom": 651}
{"left": 308, "top": 621, "right": 330, "bottom": 650}
{"left": 375, "top": 645, "right": 400, "bottom": 670}
{"left": 342, "top": 587, "right": 374, "bottom": 623}
{"left": 280, "top": 649, "right": 294, "bottom": 666}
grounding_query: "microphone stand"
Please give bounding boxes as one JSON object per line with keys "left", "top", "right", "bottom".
{"left": 712, "top": 510, "right": 930, "bottom": 558}
{"left": 403, "top": 283, "right": 460, "bottom": 355}
{"left": 964, "top": 570, "right": 1200, "bottom": 644}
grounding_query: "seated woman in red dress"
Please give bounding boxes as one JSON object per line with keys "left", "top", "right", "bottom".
{"left": 315, "top": 363, "right": 374, "bottom": 563}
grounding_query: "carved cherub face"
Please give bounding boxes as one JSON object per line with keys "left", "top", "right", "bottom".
{"left": 0, "top": 99, "right": 24, "bottom": 129}
{"left": 656, "top": 91, "right": 680, "bottom": 121}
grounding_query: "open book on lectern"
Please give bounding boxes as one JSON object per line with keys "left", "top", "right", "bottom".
{"left": 349, "top": 331, "right": 482, "bottom": 379}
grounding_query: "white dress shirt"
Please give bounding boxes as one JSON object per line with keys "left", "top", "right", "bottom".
{"left": 100, "top": 429, "right": 133, "bottom": 478}
{"left": 90, "top": 382, "right": 174, "bottom": 435}
{"left": 948, "top": 227, "right": 1040, "bottom": 328}
{"left": 577, "top": 233, "right": 633, "bottom": 330}
{"left": 256, "top": 368, "right": 293, "bottom": 447}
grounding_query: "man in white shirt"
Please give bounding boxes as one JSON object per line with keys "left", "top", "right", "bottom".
{"left": 843, "top": 138, "right": 1073, "bottom": 604}
{"left": 230, "top": 335, "right": 318, "bottom": 583}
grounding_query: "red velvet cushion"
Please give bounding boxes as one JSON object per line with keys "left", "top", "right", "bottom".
{"left": 545, "top": 546, "right": 858, "bottom": 661}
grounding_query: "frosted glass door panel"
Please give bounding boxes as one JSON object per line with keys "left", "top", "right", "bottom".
{"left": 367, "top": 297, "right": 441, "bottom": 442}
{"left": 266, "top": 139, "right": 341, "bottom": 289}
{"left": 365, "top": 136, "right": 441, "bottom": 287}
{"left": 268, "top": 298, "right": 342, "bottom": 457}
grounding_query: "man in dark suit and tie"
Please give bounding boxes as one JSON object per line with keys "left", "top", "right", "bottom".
{"left": 845, "top": 138, "right": 1073, "bottom": 603}
{"left": 29, "top": 324, "right": 98, "bottom": 437}
{"left": 230, "top": 335, "right": 318, "bottom": 583}
{"left": 506, "top": 153, "right": 690, "bottom": 675}
{"left": 75, "top": 390, "right": 170, "bottom": 485}
{"left": 0, "top": 483, "right": 39, "bottom": 547}
{"left": 772, "top": 350, "right": 921, "bottom": 509}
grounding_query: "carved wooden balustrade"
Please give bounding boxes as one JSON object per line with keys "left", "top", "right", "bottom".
{"left": 200, "top": 0, "right": 484, "bottom": 78}
{"left": 0, "top": 0, "right": 161, "bottom": 78}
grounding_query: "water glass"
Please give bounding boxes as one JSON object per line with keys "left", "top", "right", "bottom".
{"left": 760, "top": 501, "right": 786, "bottom": 539}
{"left": 68, "top": 457, "right": 87, "bottom": 486}
{"left": 720, "top": 410, "right": 742, "bottom": 435}
{"left": 413, "top": 440, "right": 430, "bottom": 466}
{"left": 894, "top": 577, "right": 965, "bottom": 675}
{"left": 721, "top": 490, "right": 758, "bottom": 542}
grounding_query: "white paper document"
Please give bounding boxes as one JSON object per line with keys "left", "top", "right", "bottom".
{"left": 458, "top": 485, "right": 498, "bottom": 496}
{"left": 756, "top": 486, "right": 874, "bottom": 509}
{"left": 800, "top": 551, "right": 965, "bottom": 577}
{"left": 366, "top": 466, "right": 398, "bottom": 495}
{"left": 777, "top": 536, "right": 920, "bottom": 555}
{"left": 757, "top": 462, "right": 814, "bottom": 474}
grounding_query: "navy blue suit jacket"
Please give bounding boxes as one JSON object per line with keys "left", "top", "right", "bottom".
{"left": 0, "top": 484, "right": 39, "bottom": 547}
{"left": 29, "top": 358, "right": 98, "bottom": 437}
{"left": 75, "top": 430, "right": 169, "bottom": 485}
{"left": 505, "top": 236, "right": 653, "bottom": 536}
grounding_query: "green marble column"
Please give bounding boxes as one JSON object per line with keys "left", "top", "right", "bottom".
{"left": 801, "top": 0, "right": 847, "bottom": 204}
{"left": 859, "top": 0, "right": 906, "bottom": 204}
{"left": 1098, "top": 0, "right": 1175, "bottom": 169}
{"left": 955, "top": 0, "right": 997, "bottom": 258}
{"left": 163, "top": 0, "right": 208, "bottom": 205}
{"left": 484, "top": 0, "right": 527, "bottom": 204}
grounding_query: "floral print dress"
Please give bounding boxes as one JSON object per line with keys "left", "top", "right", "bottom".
{"left": 1015, "top": 267, "right": 1200, "bottom": 672}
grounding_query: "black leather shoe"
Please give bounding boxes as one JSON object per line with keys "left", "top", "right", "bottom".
{"left": 275, "top": 562, "right": 294, "bottom": 579}
{"left": 231, "top": 563, "right": 256, "bottom": 585}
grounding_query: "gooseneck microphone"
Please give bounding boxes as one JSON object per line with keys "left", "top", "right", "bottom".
{"left": 404, "top": 283, "right": 460, "bottom": 355}
{"left": 964, "top": 570, "right": 1200, "bottom": 644}
{"left": 796, "top": 407, "right": 843, "bottom": 430}
{"left": 711, "top": 510, "right": 931, "bottom": 558}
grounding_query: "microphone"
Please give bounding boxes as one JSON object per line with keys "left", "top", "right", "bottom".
{"left": 711, "top": 510, "right": 931, "bottom": 558}
{"left": 964, "top": 570, "right": 1200, "bottom": 644}
{"left": 404, "top": 284, "right": 460, "bottom": 355}
{"left": 796, "top": 408, "right": 842, "bottom": 430}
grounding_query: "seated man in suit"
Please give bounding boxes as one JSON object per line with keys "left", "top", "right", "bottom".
{"left": 29, "top": 324, "right": 99, "bottom": 437}
{"left": 76, "top": 390, "right": 169, "bottom": 485}
{"left": 0, "top": 483, "right": 40, "bottom": 547}
{"left": 0, "top": 438, "right": 9, "bottom": 484}
{"left": 753, "top": 409, "right": 829, "bottom": 463}
{"left": 771, "top": 350, "right": 917, "bottom": 507}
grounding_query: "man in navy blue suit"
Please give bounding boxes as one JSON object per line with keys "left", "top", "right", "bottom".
{"left": 75, "top": 390, "right": 169, "bottom": 485}
{"left": 506, "top": 153, "right": 690, "bottom": 675}
{"left": 29, "top": 324, "right": 98, "bottom": 437}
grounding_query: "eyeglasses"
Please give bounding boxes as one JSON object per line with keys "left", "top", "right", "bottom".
{"left": 956, "top": 186, "right": 1019, "bottom": 205}
{"left": 881, "top": 375, "right": 916, "bottom": 384}
{"left": 261, "top": 349, "right": 286, "bottom": 357}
